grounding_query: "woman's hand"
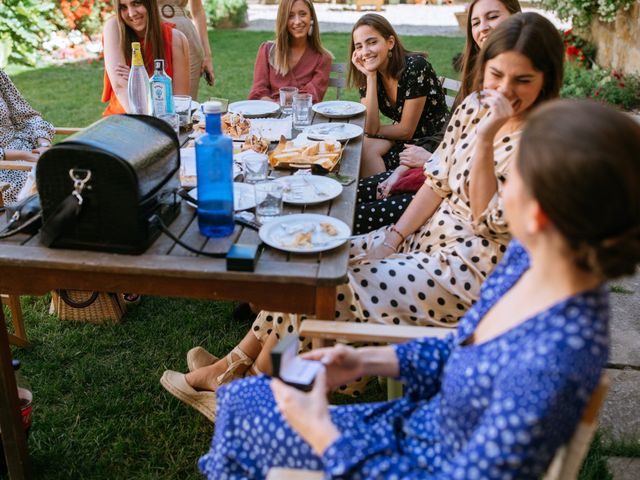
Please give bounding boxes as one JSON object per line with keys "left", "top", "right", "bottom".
{"left": 476, "top": 90, "right": 514, "bottom": 142}
{"left": 351, "top": 51, "right": 375, "bottom": 76}
{"left": 399, "top": 144, "right": 431, "bottom": 169}
{"left": 201, "top": 57, "right": 215, "bottom": 86}
{"left": 302, "top": 344, "right": 364, "bottom": 388}
{"left": 115, "top": 64, "right": 130, "bottom": 81}
{"left": 271, "top": 368, "right": 340, "bottom": 455}
{"left": 376, "top": 169, "right": 403, "bottom": 199}
{"left": 365, "top": 228, "right": 402, "bottom": 260}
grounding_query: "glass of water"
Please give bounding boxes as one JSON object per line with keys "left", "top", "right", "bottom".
{"left": 293, "top": 93, "right": 313, "bottom": 129}
{"left": 243, "top": 152, "right": 269, "bottom": 184}
{"left": 254, "top": 180, "right": 284, "bottom": 224}
{"left": 279, "top": 87, "right": 298, "bottom": 115}
{"left": 158, "top": 112, "right": 180, "bottom": 135}
{"left": 174, "top": 95, "right": 192, "bottom": 131}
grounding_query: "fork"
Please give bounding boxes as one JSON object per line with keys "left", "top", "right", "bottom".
{"left": 302, "top": 177, "right": 328, "bottom": 197}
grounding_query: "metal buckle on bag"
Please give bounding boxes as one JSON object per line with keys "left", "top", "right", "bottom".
{"left": 69, "top": 169, "right": 92, "bottom": 205}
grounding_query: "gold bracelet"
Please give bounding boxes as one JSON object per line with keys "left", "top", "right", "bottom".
{"left": 390, "top": 225, "right": 406, "bottom": 241}
{"left": 382, "top": 241, "right": 398, "bottom": 252}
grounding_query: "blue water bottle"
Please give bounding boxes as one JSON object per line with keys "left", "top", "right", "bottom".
{"left": 195, "top": 101, "right": 234, "bottom": 237}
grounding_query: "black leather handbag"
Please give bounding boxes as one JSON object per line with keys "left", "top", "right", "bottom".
{"left": 36, "top": 114, "right": 181, "bottom": 254}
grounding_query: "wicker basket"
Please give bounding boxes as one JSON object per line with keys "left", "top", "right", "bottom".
{"left": 49, "top": 290, "right": 127, "bottom": 323}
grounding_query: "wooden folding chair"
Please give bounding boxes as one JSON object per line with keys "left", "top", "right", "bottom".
{"left": 266, "top": 322, "right": 610, "bottom": 480}
{"left": 438, "top": 76, "right": 462, "bottom": 110}
{"left": 329, "top": 63, "right": 347, "bottom": 100}
{"left": 0, "top": 182, "right": 29, "bottom": 347}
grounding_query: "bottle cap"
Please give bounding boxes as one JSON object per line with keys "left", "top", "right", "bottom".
{"left": 154, "top": 59, "right": 164, "bottom": 70}
{"left": 203, "top": 101, "right": 222, "bottom": 114}
{"left": 131, "top": 42, "right": 141, "bottom": 49}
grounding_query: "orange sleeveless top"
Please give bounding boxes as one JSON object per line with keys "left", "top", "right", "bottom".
{"left": 102, "top": 22, "right": 175, "bottom": 116}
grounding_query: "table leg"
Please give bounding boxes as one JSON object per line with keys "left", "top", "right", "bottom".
{"left": 0, "top": 307, "right": 30, "bottom": 479}
{"left": 312, "top": 286, "right": 336, "bottom": 349}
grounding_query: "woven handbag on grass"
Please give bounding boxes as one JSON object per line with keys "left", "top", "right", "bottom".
{"left": 49, "top": 290, "right": 127, "bottom": 323}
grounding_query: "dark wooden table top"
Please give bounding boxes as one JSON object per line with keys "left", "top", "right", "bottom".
{"left": 0, "top": 109, "right": 364, "bottom": 310}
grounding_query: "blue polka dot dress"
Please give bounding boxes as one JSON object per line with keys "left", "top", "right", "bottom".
{"left": 199, "top": 241, "right": 610, "bottom": 479}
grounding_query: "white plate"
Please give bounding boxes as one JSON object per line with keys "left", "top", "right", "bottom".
{"left": 259, "top": 214, "right": 351, "bottom": 253}
{"left": 304, "top": 122, "right": 363, "bottom": 142}
{"left": 228, "top": 100, "right": 280, "bottom": 118}
{"left": 312, "top": 101, "right": 366, "bottom": 119}
{"left": 275, "top": 175, "right": 343, "bottom": 205}
{"left": 187, "top": 183, "right": 256, "bottom": 211}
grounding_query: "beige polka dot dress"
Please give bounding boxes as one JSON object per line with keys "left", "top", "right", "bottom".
{"left": 251, "top": 92, "right": 519, "bottom": 353}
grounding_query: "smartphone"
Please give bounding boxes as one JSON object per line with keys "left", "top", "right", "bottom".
{"left": 202, "top": 70, "right": 214, "bottom": 86}
{"left": 271, "top": 335, "right": 323, "bottom": 391}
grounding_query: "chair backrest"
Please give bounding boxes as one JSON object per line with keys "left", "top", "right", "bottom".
{"left": 329, "top": 63, "right": 347, "bottom": 100}
{"left": 543, "top": 374, "right": 610, "bottom": 480}
{"left": 438, "top": 76, "right": 461, "bottom": 110}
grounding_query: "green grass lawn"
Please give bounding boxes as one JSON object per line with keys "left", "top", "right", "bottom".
{"left": 3, "top": 29, "right": 617, "bottom": 479}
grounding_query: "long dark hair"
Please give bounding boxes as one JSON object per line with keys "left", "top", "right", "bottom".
{"left": 112, "top": 0, "right": 165, "bottom": 66}
{"left": 457, "top": 0, "right": 521, "bottom": 104}
{"left": 472, "top": 12, "right": 564, "bottom": 107}
{"left": 347, "top": 14, "right": 421, "bottom": 89}
{"left": 518, "top": 100, "right": 640, "bottom": 278}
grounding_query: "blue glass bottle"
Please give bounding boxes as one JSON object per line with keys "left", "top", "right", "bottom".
{"left": 195, "top": 101, "right": 234, "bottom": 237}
{"left": 150, "top": 59, "right": 174, "bottom": 116}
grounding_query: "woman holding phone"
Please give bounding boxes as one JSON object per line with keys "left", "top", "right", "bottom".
{"left": 200, "top": 98, "right": 640, "bottom": 479}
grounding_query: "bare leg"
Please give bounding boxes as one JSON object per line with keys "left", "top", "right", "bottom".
{"left": 360, "top": 137, "right": 393, "bottom": 177}
{"left": 253, "top": 331, "right": 279, "bottom": 375}
{"left": 186, "top": 331, "right": 262, "bottom": 392}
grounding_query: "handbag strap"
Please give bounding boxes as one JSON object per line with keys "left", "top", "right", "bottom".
{"left": 0, "top": 212, "right": 42, "bottom": 239}
{"left": 40, "top": 169, "right": 91, "bottom": 247}
{"left": 58, "top": 289, "right": 100, "bottom": 308}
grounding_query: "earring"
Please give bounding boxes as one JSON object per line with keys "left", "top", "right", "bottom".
{"left": 308, "top": 20, "right": 314, "bottom": 36}
{"left": 388, "top": 49, "right": 392, "bottom": 58}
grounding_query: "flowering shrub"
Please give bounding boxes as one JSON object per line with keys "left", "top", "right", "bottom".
{"left": 59, "top": 0, "right": 113, "bottom": 36}
{"left": 540, "top": 0, "right": 635, "bottom": 28}
{"left": 562, "top": 29, "right": 596, "bottom": 68}
{"left": 562, "top": 63, "right": 640, "bottom": 111}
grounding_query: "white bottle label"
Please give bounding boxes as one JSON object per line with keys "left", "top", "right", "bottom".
{"left": 152, "top": 82, "right": 167, "bottom": 115}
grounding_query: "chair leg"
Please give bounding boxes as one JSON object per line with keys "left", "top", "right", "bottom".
{"left": 1, "top": 294, "right": 29, "bottom": 348}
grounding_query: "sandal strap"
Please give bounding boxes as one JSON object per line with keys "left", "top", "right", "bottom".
{"left": 216, "top": 346, "right": 253, "bottom": 385}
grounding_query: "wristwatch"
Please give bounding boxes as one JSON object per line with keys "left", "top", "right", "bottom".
{"left": 36, "top": 140, "right": 51, "bottom": 148}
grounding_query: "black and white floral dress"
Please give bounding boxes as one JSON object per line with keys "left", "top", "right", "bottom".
{"left": 247, "top": 94, "right": 520, "bottom": 381}
{"left": 0, "top": 70, "right": 54, "bottom": 205}
{"left": 360, "top": 54, "right": 448, "bottom": 170}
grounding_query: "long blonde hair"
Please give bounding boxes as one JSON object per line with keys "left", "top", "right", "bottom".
{"left": 271, "top": 0, "right": 331, "bottom": 76}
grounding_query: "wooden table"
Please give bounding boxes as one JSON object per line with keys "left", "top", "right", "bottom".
{"left": 0, "top": 109, "right": 364, "bottom": 478}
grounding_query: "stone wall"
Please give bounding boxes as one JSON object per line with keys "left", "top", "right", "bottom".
{"left": 589, "top": 1, "right": 640, "bottom": 74}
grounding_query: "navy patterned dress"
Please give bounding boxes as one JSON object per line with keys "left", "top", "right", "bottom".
{"left": 199, "top": 241, "right": 609, "bottom": 479}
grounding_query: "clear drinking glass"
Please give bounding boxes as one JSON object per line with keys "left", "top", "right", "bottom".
{"left": 279, "top": 87, "right": 298, "bottom": 115}
{"left": 243, "top": 152, "right": 269, "bottom": 184}
{"left": 254, "top": 180, "right": 284, "bottom": 224}
{"left": 293, "top": 93, "right": 313, "bottom": 129}
{"left": 174, "top": 95, "right": 192, "bottom": 130}
{"left": 158, "top": 112, "right": 180, "bottom": 135}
